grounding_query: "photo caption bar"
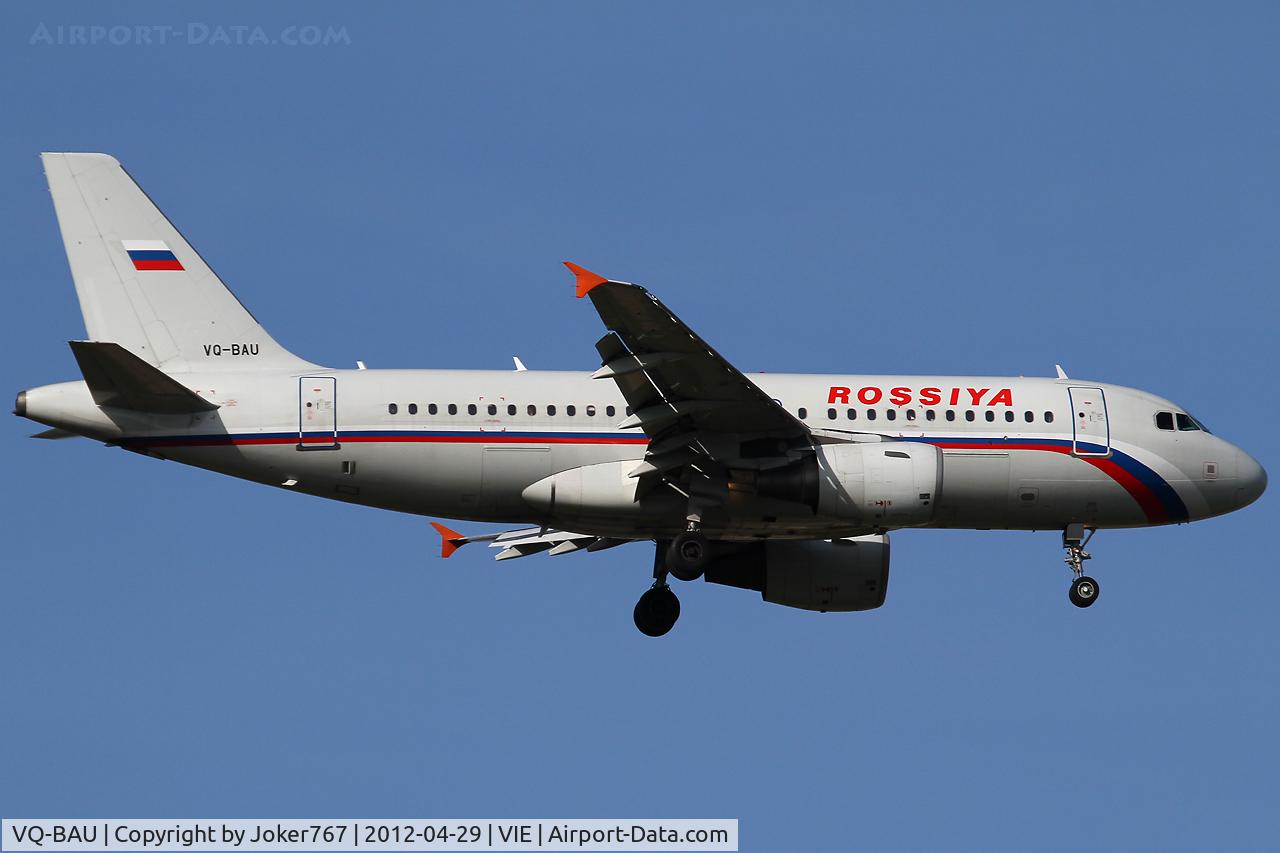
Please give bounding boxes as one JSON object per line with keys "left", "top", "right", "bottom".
{"left": 2, "top": 820, "right": 737, "bottom": 852}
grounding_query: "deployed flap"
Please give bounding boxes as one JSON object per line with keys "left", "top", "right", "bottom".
{"left": 69, "top": 341, "right": 218, "bottom": 414}
{"left": 430, "top": 520, "right": 633, "bottom": 561}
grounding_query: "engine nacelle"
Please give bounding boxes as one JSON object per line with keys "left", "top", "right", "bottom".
{"left": 521, "top": 460, "right": 684, "bottom": 525}
{"left": 813, "top": 442, "right": 941, "bottom": 526}
{"left": 703, "top": 536, "right": 890, "bottom": 612}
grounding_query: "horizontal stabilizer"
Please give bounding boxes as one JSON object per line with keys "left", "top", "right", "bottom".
{"left": 69, "top": 341, "right": 218, "bottom": 414}
{"left": 31, "top": 428, "right": 79, "bottom": 439}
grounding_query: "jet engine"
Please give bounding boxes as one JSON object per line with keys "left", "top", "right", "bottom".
{"left": 754, "top": 441, "right": 942, "bottom": 526}
{"left": 702, "top": 536, "right": 890, "bottom": 612}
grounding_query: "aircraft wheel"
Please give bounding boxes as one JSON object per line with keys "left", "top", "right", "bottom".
{"left": 634, "top": 585, "right": 681, "bottom": 637}
{"left": 667, "top": 532, "right": 709, "bottom": 580}
{"left": 668, "top": 562, "right": 704, "bottom": 583}
{"left": 1069, "top": 576, "right": 1100, "bottom": 608}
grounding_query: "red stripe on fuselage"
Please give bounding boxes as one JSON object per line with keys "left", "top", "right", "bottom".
{"left": 132, "top": 433, "right": 651, "bottom": 448}
{"left": 337, "top": 434, "right": 649, "bottom": 445}
{"left": 1081, "top": 456, "right": 1169, "bottom": 524}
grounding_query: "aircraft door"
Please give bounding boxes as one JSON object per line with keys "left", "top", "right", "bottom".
{"left": 299, "top": 376, "right": 339, "bottom": 449}
{"left": 1068, "top": 386, "right": 1109, "bottom": 456}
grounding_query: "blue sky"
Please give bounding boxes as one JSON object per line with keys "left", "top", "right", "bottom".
{"left": 2, "top": 2, "right": 1277, "bottom": 850}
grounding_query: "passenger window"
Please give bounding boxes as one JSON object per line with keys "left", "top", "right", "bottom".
{"left": 886, "top": 409, "right": 897, "bottom": 421}
{"left": 606, "top": 405, "right": 616, "bottom": 417}
{"left": 906, "top": 409, "right": 916, "bottom": 421}
{"left": 448, "top": 403, "right": 457, "bottom": 415}
{"left": 566, "top": 405, "right": 576, "bottom": 416}
{"left": 945, "top": 410, "right": 956, "bottom": 422}
{"left": 926, "top": 410, "right": 936, "bottom": 421}
{"left": 625, "top": 406, "right": 633, "bottom": 415}
{"left": 388, "top": 403, "right": 398, "bottom": 415}
{"left": 1024, "top": 410, "right": 1033, "bottom": 423}
{"left": 1175, "top": 413, "right": 1200, "bottom": 432}
{"left": 827, "top": 407, "right": 837, "bottom": 420}
{"left": 985, "top": 410, "right": 995, "bottom": 422}
{"left": 586, "top": 405, "right": 596, "bottom": 417}
{"left": 467, "top": 404, "right": 477, "bottom": 416}
{"left": 408, "top": 403, "right": 418, "bottom": 415}
{"left": 866, "top": 409, "right": 877, "bottom": 421}
{"left": 547, "top": 405, "right": 557, "bottom": 416}
{"left": 1044, "top": 411, "right": 1054, "bottom": 423}
{"left": 1004, "top": 410, "right": 1014, "bottom": 423}
{"left": 428, "top": 403, "right": 438, "bottom": 415}
{"left": 527, "top": 405, "right": 536, "bottom": 416}
{"left": 486, "top": 404, "right": 497, "bottom": 416}
{"left": 847, "top": 408, "right": 856, "bottom": 420}
{"left": 1155, "top": 411, "right": 1174, "bottom": 431}
{"left": 965, "top": 411, "right": 975, "bottom": 422}
{"left": 798, "top": 407, "right": 807, "bottom": 419}
{"left": 507, "top": 404, "right": 517, "bottom": 416}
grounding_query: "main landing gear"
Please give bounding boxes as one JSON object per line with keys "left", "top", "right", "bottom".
{"left": 1063, "top": 523, "right": 1099, "bottom": 608}
{"left": 666, "top": 529, "right": 709, "bottom": 582}
{"left": 633, "top": 529, "right": 710, "bottom": 636}
{"left": 634, "top": 583, "right": 681, "bottom": 637}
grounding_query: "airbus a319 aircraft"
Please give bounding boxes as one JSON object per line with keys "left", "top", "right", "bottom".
{"left": 17, "top": 154, "right": 1266, "bottom": 635}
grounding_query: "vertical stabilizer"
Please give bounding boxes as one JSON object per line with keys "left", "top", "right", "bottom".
{"left": 41, "top": 152, "right": 313, "bottom": 372}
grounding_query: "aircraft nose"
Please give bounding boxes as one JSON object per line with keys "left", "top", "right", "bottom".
{"left": 1235, "top": 448, "right": 1267, "bottom": 509}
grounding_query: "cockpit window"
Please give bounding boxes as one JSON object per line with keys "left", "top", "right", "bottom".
{"left": 1155, "top": 411, "right": 1174, "bottom": 431}
{"left": 1176, "top": 413, "right": 1203, "bottom": 432}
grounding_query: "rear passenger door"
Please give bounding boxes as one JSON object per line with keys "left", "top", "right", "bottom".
{"left": 299, "top": 376, "right": 339, "bottom": 449}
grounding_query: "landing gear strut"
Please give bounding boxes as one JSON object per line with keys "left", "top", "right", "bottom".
{"left": 634, "top": 543, "right": 681, "bottom": 636}
{"left": 1063, "top": 523, "right": 1099, "bottom": 608}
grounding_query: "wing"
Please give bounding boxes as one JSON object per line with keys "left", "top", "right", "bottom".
{"left": 431, "top": 522, "right": 634, "bottom": 561}
{"left": 564, "top": 262, "right": 819, "bottom": 515}
{"left": 567, "top": 263, "right": 809, "bottom": 456}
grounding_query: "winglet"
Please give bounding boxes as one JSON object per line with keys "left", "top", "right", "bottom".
{"left": 430, "top": 522, "right": 466, "bottom": 558}
{"left": 564, "top": 261, "right": 608, "bottom": 298}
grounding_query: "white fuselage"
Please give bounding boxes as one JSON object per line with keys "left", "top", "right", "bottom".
{"left": 20, "top": 368, "right": 1264, "bottom": 539}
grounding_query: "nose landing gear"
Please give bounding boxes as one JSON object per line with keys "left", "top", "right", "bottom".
{"left": 1069, "top": 575, "right": 1099, "bottom": 607}
{"left": 1063, "top": 523, "right": 1099, "bottom": 608}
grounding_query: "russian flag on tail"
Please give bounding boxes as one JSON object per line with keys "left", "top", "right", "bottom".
{"left": 122, "top": 239, "right": 183, "bottom": 271}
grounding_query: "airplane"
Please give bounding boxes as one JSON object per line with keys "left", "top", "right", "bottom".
{"left": 15, "top": 153, "right": 1267, "bottom": 636}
